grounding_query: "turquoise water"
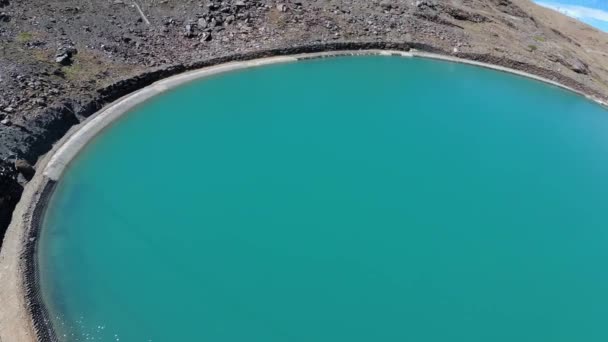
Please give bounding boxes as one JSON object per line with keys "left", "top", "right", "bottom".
{"left": 39, "top": 56, "right": 608, "bottom": 342}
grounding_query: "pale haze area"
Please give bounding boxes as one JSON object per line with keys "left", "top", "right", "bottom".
{"left": 535, "top": 0, "right": 608, "bottom": 32}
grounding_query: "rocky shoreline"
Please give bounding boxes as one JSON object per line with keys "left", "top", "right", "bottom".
{"left": 2, "top": 0, "right": 608, "bottom": 245}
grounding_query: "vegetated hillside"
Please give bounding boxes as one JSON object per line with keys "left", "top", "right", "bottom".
{"left": 0, "top": 0, "right": 607, "bottom": 244}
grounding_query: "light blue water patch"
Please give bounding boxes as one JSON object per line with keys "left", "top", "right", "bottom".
{"left": 39, "top": 56, "right": 608, "bottom": 342}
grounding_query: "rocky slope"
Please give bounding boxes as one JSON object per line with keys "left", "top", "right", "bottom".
{"left": 1, "top": 0, "right": 608, "bottom": 244}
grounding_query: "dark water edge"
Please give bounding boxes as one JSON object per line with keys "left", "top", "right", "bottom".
{"left": 19, "top": 179, "right": 59, "bottom": 342}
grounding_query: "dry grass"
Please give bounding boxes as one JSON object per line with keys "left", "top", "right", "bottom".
{"left": 32, "top": 49, "right": 52, "bottom": 63}
{"left": 16, "top": 32, "right": 33, "bottom": 43}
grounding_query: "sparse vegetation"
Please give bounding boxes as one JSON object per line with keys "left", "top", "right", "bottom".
{"left": 61, "top": 50, "right": 134, "bottom": 85}
{"left": 32, "top": 50, "right": 51, "bottom": 63}
{"left": 528, "top": 44, "right": 538, "bottom": 52}
{"left": 62, "top": 63, "right": 86, "bottom": 81}
{"left": 16, "top": 32, "right": 33, "bottom": 43}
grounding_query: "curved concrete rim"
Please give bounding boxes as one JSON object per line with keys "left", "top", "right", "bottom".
{"left": 1, "top": 48, "right": 608, "bottom": 342}
{"left": 41, "top": 50, "right": 608, "bottom": 182}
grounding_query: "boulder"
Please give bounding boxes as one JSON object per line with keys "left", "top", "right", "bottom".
{"left": 56, "top": 54, "right": 70, "bottom": 65}
{"left": 416, "top": 0, "right": 437, "bottom": 9}
{"left": 200, "top": 32, "right": 212, "bottom": 42}
{"left": 184, "top": 24, "right": 194, "bottom": 37}
{"left": 55, "top": 46, "right": 77, "bottom": 66}
{"left": 568, "top": 58, "right": 589, "bottom": 75}
{"left": 225, "top": 15, "right": 235, "bottom": 25}
{"left": 14, "top": 159, "right": 34, "bottom": 180}
{"left": 552, "top": 54, "right": 590, "bottom": 75}
{"left": 380, "top": 1, "right": 392, "bottom": 10}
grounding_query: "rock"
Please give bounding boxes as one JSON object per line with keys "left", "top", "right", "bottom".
{"left": 445, "top": 6, "right": 490, "bottom": 23}
{"left": 197, "top": 17, "right": 207, "bottom": 29}
{"left": 235, "top": 1, "right": 246, "bottom": 8}
{"left": 34, "top": 98, "right": 47, "bottom": 107}
{"left": 2, "top": 106, "right": 13, "bottom": 113}
{"left": 225, "top": 15, "right": 235, "bottom": 25}
{"left": 490, "top": 0, "right": 528, "bottom": 17}
{"left": 14, "top": 159, "right": 34, "bottom": 180}
{"left": 0, "top": 12, "right": 9, "bottom": 22}
{"left": 416, "top": 0, "right": 437, "bottom": 8}
{"left": 1, "top": 118, "right": 11, "bottom": 126}
{"left": 568, "top": 58, "right": 589, "bottom": 75}
{"left": 200, "top": 32, "right": 211, "bottom": 42}
{"left": 277, "top": 4, "right": 288, "bottom": 12}
{"left": 16, "top": 173, "right": 28, "bottom": 186}
{"left": 380, "top": 1, "right": 392, "bottom": 10}
{"left": 184, "top": 24, "right": 194, "bottom": 37}
{"left": 61, "top": 46, "right": 77, "bottom": 55}
{"left": 552, "top": 54, "right": 590, "bottom": 75}
{"left": 55, "top": 46, "right": 77, "bottom": 66}
{"left": 56, "top": 54, "right": 71, "bottom": 65}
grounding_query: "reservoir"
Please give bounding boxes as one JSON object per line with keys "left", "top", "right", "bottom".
{"left": 39, "top": 56, "right": 608, "bottom": 341}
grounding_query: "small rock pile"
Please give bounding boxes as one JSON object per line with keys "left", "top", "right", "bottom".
{"left": 178, "top": 0, "right": 262, "bottom": 43}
